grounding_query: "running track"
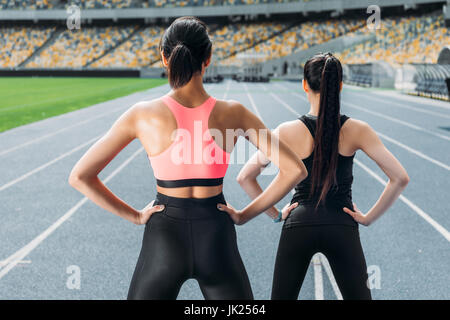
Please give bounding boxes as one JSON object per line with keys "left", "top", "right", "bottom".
{"left": 0, "top": 80, "right": 449, "bottom": 299}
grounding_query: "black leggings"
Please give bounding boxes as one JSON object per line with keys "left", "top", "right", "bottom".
{"left": 127, "top": 192, "right": 253, "bottom": 300}
{"left": 272, "top": 224, "right": 372, "bottom": 300}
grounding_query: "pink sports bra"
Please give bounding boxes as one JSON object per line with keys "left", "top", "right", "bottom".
{"left": 148, "top": 94, "right": 231, "bottom": 188}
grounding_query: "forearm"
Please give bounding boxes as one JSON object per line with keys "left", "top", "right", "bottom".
{"left": 238, "top": 178, "right": 279, "bottom": 219}
{"left": 365, "top": 180, "right": 407, "bottom": 225}
{"left": 70, "top": 176, "right": 139, "bottom": 224}
{"left": 241, "top": 170, "right": 301, "bottom": 222}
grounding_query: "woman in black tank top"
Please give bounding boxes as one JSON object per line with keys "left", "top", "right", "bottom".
{"left": 232, "top": 53, "right": 409, "bottom": 300}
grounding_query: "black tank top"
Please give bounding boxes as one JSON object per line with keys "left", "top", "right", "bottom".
{"left": 288, "top": 114, "right": 358, "bottom": 227}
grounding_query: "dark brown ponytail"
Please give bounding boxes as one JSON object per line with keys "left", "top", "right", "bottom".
{"left": 304, "top": 53, "right": 343, "bottom": 206}
{"left": 160, "top": 17, "right": 212, "bottom": 89}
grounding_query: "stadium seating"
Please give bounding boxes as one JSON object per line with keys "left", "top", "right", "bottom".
{"left": 0, "top": 26, "right": 55, "bottom": 67}
{"left": 0, "top": 0, "right": 314, "bottom": 10}
{"left": 91, "top": 22, "right": 289, "bottom": 68}
{"left": 76, "top": 0, "right": 134, "bottom": 9}
{"left": 90, "top": 26, "right": 164, "bottom": 68}
{"left": 1, "top": 0, "right": 58, "bottom": 9}
{"left": 218, "top": 18, "right": 365, "bottom": 66}
{"left": 1, "top": 12, "right": 447, "bottom": 71}
{"left": 212, "top": 22, "right": 288, "bottom": 61}
{"left": 26, "top": 26, "right": 136, "bottom": 68}
{"left": 336, "top": 14, "right": 450, "bottom": 65}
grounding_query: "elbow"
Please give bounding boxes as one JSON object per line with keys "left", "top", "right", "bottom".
{"left": 294, "top": 162, "right": 308, "bottom": 182}
{"left": 392, "top": 172, "right": 410, "bottom": 188}
{"left": 236, "top": 171, "right": 254, "bottom": 187}
{"left": 298, "top": 166, "right": 308, "bottom": 181}
{"left": 399, "top": 173, "right": 410, "bottom": 188}
{"left": 68, "top": 172, "right": 82, "bottom": 189}
{"left": 281, "top": 162, "right": 308, "bottom": 183}
{"left": 68, "top": 170, "right": 91, "bottom": 189}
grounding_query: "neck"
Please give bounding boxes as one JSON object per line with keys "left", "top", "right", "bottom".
{"left": 307, "top": 93, "right": 320, "bottom": 116}
{"left": 171, "top": 74, "right": 209, "bottom": 108}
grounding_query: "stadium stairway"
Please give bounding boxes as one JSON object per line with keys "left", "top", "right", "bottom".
{"left": 84, "top": 25, "right": 142, "bottom": 68}
{"left": 19, "top": 27, "right": 64, "bottom": 68}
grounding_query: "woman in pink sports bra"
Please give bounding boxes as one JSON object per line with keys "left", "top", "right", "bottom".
{"left": 69, "top": 17, "right": 307, "bottom": 300}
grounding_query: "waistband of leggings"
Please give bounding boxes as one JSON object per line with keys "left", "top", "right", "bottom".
{"left": 155, "top": 192, "right": 226, "bottom": 208}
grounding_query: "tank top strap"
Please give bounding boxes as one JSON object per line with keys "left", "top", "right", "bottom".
{"left": 299, "top": 114, "right": 350, "bottom": 139}
{"left": 298, "top": 115, "right": 316, "bottom": 138}
{"left": 340, "top": 114, "right": 350, "bottom": 126}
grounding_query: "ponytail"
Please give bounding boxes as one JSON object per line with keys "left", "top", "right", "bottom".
{"left": 305, "top": 53, "right": 343, "bottom": 207}
{"left": 168, "top": 43, "right": 195, "bottom": 89}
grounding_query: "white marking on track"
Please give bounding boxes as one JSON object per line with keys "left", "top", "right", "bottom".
{"left": 376, "top": 132, "right": 450, "bottom": 171}
{"left": 289, "top": 90, "right": 450, "bottom": 142}
{"left": 312, "top": 254, "right": 324, "bottom": 300}
{"left": 223, "top": 80, "right": 231, "bottom": 99}
{"left": 243, "top": 83, "right": 263, "bottom": 119}
{"left": 354, "top": 158, "right": 450, "bottom": 242}
{"left": 0, "top": 147, "right": 144, "bottom": 280}
{"left": 348, "top": 91, "right": 450, "bottom": 119}
{"left": 0, "top": 134, "right": 102, "bottom": 192}
{"left": 0, "top": 260, "right": 30, "bottom": 268}
{"left": 319, "top": 253, "right": 343, "bottom": 300}
{"left": 0, "top": 92, "right": 163, "bottom": 157}
{"left": 0, "top": 107, "right": 123, "bottom": 157}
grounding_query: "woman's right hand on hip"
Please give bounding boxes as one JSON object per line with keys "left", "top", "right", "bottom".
{"left": 134, "top": 200, "right": 165, "bottom": 225}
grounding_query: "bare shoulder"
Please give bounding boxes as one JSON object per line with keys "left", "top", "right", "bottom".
{"left": 276, "top": 119, "right": 310, "bottom": 142}
{"left": 214, "top": 99, "right": 247, "bottom": 115}
{"left": 341, "top": 117, "right": 379, "bottom": 151}
{"left": 128, "top": 97, "right": 177, "bottom": 135}
{"left": 131, "top": 97, "right": 170, "bottom": 118}
{"left": 341, "top": 117, "right": 372, "bottom": 136}
{"left": 210, "top": 99, "right": 251, "bottom": 129}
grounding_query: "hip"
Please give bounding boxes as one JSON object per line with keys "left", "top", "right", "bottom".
{"left": 283, "top": 203, "right": 358, "bottom": 229}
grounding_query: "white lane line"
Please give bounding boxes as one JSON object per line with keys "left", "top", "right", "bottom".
{"left": 0, "top": 134, "right": 102, "bottom": 192}
{"left": 243, "top": 83, "right": 263, "bottom": 120}
{"left": 0, "top": 107, "right": 124, "bottom": 157}
{"left": 281, "top": 81, "right": 450, "bottom": 112}
{"left": 355, "top": 158, "right": 450, "bottom": 242}
{"left": 0, "top": 147, "right": 144, "bottom": 279}
{"left": 312, "top": 254, "right": 324, "bottom": 300}
{"left": 268, "top": 91, "right": 301, "bottom": 116}
{"left": 369, "top": 90, "right": 450, "bottom": 111}
{"left": 0, "top": 91, "right": 163, "bottom": 157}
{"left": 289, "top": 90, "right": 450, "bottom": 142}
{"left": 348, "top": 91, "right": 450, "bottom": 119}
{"left": 223, "top": 80, "right": 231, "bottom": 99}
{"left": 270, "top": 90, "right": 450, "bottom": 171}
{"left": 343, "top": 101, "right": 450, "bottom": 142}
{"left": 0, "top": 260, "right": 31, "bottom": 267}
{"left": 376, "top": 132, "right": 450, "bottom": 171}
{"left": 318, "top": 253, "right": 343, "bottom": 300}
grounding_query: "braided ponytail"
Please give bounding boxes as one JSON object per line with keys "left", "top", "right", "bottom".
{"left": 305, "top": 53, "right": 343, "bottom": 207}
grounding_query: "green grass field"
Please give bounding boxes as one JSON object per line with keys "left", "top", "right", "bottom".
{"left": 0, "top": 77, "right": 167, "bottom": 132}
